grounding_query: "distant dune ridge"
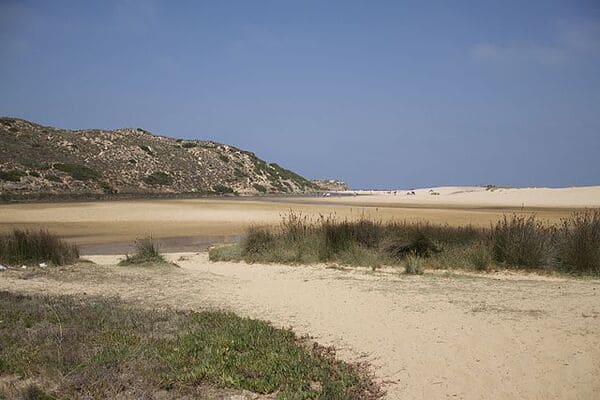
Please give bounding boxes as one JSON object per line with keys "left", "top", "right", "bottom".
{"left": 0, "top": 117, "right": 320, "bottom": 199}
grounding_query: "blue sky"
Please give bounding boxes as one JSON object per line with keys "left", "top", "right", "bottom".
{"left": 1, "top": 0, "right": 599, "bottom": 188}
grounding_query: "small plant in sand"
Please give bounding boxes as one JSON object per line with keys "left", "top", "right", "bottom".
{"left": 404, "top": 253, "right": 424, "bottom": 275}
{"left": 119, "top": 237, "right": 165, "bottom": 265}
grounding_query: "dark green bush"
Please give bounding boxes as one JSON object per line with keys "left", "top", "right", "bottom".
{"left": 53, "top": 163, "right": 100, "bottom": 181}
{"left": 0, "top": 229, "right": 79, "bottom": 266}
{"left": 212, "top": 184, "right": 234, "bottom": 194}
{"left": 45, "top": 174, "right": 62, "bottom": 183}
{"left": 143, "top": 171, "right": 172, "bottom": 185}
{"left": 0, "top": 169, "right": 26, "bottom": 182}
{"left": 182, "top": 142, "right": 197, "bottom": 148}
{"left": 253, "top": 183, "right": 267, "bottom": 193}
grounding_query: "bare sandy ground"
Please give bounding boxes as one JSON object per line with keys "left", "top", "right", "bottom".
{"left": 2, "top": 186, "right": 597, "bottom": 250}
{"left": 1, "top": 254, "right": 598, "bottom": 400}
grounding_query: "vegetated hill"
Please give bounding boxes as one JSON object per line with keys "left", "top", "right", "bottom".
{"left": 0, "top": 117, "right": 319, "bottom": 200}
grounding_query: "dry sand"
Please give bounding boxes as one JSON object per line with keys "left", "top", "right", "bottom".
{"left": 1, "top": 254, "right": 598, "bottom": 400}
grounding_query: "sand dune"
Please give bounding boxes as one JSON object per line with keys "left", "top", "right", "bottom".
{"left": 322, "top": 185, "right": 600, "bottom": 209}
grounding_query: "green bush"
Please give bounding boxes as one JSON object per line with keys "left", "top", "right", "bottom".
{"left": 556, "top": 209, "right": 600, "bottom": 275}
{"left": 253, "top": 183, "right": 267, "bottom": 193}
{"left": 45, "top": 174, "right": 63, "bottom": 183}
{"left": 0, "top": 229, "right": 79, "bottom": 266}
{"left": 119, "top": 238, "right": 165, "bottom": 266}
{"left": 242, "top": 227, "right": 275, "bottom": 260}
{"left": 0, "top": 169, "right": 26, "bottom": 182}
{"left": 182, "top": 142, "right": 197, "bottom": 148}
{"left": 28, "top": 170, "right": 41, "bottom": 178}
{"left": 212, "top": 184, "right": 234, "bottom": 194}
{"left": 53, "top": 163, "right": 100, "bottom": 181}
{"left": 143, "top": 171, "right": 172, "bottom": 185}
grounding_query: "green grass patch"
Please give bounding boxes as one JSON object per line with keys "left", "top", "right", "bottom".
{"left": 0, "top": 229, "right": 79, "bottom": 266}
{"left": 53, "top": 163, "right": 100, "bottom": 181}
{"left": 0, "top": 292, "right": 379, "bottom": 399}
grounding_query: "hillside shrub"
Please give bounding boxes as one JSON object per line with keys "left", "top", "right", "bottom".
{"left": 53, "top": 163, "right": 100, "bottom": 181}
{"left": 144, "top": 171, "right": 172, "bottom": 185}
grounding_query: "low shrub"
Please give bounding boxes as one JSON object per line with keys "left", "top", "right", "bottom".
{"left": 53, "top": 163, "right": 100, "bottom": 181}
{"left": 119, "top": 238, "right": 165, "bottom": 265}
{"left": 45, "top": 174, "right": 63, "bottom": 183}
{"left": 143, "top": 171, "right": 172, "bottom": 185}
{"left": 182, "top": 142, "right": 197, "bottom": 148}
{"left": 212, "top": 184, "right": 234, "bottom": 194}
{"left": 0, "top": 229, "right": 79, "bottom": 266}
{"left": 0, "top": 169, "right": 26, "bottom": 182}
{"left": 253, "top": 183, "right": 267, "bottom": 193}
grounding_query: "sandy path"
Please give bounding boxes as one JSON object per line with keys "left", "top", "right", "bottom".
{"left": 1, "top": 254, "right": 598, "bottom": 400}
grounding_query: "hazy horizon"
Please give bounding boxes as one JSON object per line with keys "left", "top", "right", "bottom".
{"left": 1, "top": 1, "right": 599, "bottom": 189}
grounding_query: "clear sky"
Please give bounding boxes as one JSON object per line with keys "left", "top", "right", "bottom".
{"left": 1, "top": 0, "right": 599, "bottom": 189}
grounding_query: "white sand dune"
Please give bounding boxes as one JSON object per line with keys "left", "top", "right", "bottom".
{"left": 332, "top": 185, "right": 600, "bottom": 208}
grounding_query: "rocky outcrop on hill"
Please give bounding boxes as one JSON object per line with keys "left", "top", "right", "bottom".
{"left": 0, "top": 117, "right": 319, "bottom": 200}
{"left": 311, "top": 179, "right": 349, "bottom": 191}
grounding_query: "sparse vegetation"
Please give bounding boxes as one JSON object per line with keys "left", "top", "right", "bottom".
{"left": 53, "top": 163, "right": 100, "bottom": 181}
{"left": 119, "top": 237, "right": 166, "bottom": 265}
{"left": 0, "top": 291, "right": 379, "bottom": 399}
{"left": 181, "top": 142, "right": 197, "bottom": 148}
{"left": 0, "top": 229, "right": 79, "bottom": 266}
{"left": 210, "top": 210, "right": 600, "bottom": 276}
{"left": 143, "top": 171, "right": 173, "bottom": 185}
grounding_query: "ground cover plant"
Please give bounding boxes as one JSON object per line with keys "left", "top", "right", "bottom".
{"left": 119, "top": 237, "right": 166, "bottom": 266}
{"left": 0, "top": 291, "right": 379, "bottom": 399}
{"left": 0, "top": 229, "right": 79, "bottom": 266}
{"left": 210, "top": 210, "right": 600, "bottom": 276}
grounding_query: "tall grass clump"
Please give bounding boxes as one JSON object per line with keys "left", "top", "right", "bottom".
{"left": 0, "top": 229, "right": 79, "bottom": 266}
{"left": 489, "top": 215, "right": 553, "bottom": 268}
{"left": 556, "top": 209, "right": 600, "bottom": 275}
{"left": 404, "top": 253, "right": 424, "bottom": 275}
{"left": 119, "top": 237, "right": 165, "bottom": 265}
